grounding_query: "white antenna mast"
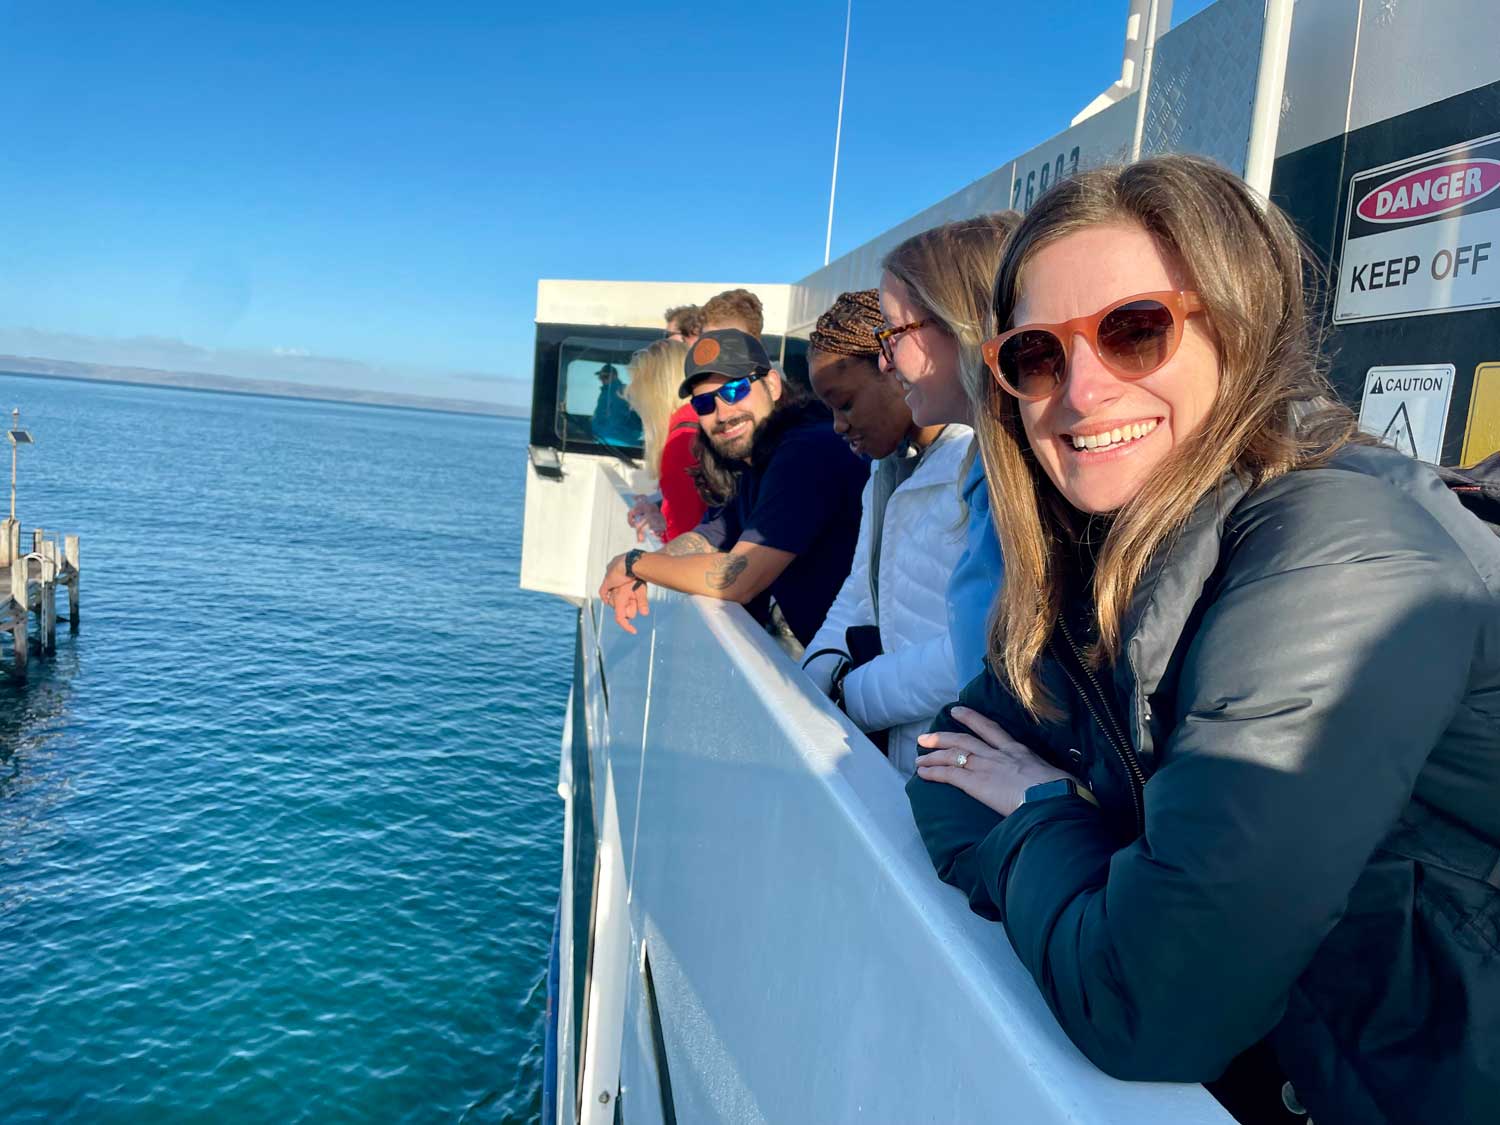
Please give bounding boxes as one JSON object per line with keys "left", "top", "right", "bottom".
{"left": 823, "top": 0, "right": 852, "bottom": 266}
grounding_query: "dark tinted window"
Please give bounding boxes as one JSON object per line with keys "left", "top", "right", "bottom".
{"left": 532, "top": 323, "right": 663, "bottom": 456}
{"left": 558, "top": 335, "right": 644, "bottom": 450}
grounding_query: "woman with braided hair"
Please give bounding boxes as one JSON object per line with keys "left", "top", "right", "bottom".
{"left": 802, "top": 289, "right": 973, "bottom": 775}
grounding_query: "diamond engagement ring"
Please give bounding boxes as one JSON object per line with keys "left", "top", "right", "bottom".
{"left": 955, "top": 752, "right": 970, "bottom": 768}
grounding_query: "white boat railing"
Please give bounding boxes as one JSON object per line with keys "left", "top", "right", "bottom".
{"left": 554, "top": 459, "right": 1231, "bottom": 1124}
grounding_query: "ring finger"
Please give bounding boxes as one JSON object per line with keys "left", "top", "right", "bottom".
{"left": 914, "top": 745, "right": 989, "bottom": 771}
{"left": 917, "top": 730, "right": 1002, "bottom": 763}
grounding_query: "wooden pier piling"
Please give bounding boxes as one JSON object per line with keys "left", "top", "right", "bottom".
{"left": 40, "top": 539, "right": 57, "bottom": 652}
{"left": 7, "top": 540, "right": 28, "bottom": 679}
{"left": 0, "top": 411, "right": 82, "bottom": 679}
{"left": 65, "top": 534, "right": 79, "bottom": 627}
{"left": 0, "top": 527, "right": 81, "bottom": 679}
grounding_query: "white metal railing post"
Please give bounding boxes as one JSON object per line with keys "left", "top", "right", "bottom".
{"left": 577, "top": 767, "right": 631, "bottom": 1124}
{"left": 1129, "top": 0, "right": 1165, "bottom": 160}
{"left": 1243, "top": 0, "right": 1297, "bottom": 198}
{"left": 823, "top": 0, "right": 853, "bottom": 266}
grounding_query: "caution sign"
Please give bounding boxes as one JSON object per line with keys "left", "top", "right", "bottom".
{"left": 1334, "top": 131, "right": 1500, "bottom": 324}
{"left": 1358, "top": 364, "right": 1455, "bottom": 463}
{"left": 1462, "top": 362, "right": 1500, "bottom": 466}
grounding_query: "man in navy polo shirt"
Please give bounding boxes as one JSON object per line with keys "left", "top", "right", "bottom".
{"left": 598, "top": 328, "right": 866, "bottom": 647}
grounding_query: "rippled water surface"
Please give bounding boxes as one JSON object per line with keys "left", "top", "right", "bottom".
{"left": 0, "top": 374, "right": 573, "bottom": 1122}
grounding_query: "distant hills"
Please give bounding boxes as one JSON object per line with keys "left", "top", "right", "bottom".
{"left": 0, "top": 354, "right": 529, "bottom": 419}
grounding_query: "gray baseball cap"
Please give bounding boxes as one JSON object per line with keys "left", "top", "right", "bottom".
{"left": 678, "top": 329, "right": 773, "bottom": 398}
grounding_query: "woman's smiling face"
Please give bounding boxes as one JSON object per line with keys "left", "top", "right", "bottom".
{"left": 878, "top": 272, "right": 968, "bottom": 426}
{"left": 1012, "top": 223, "right": 1220, "bottom": 514}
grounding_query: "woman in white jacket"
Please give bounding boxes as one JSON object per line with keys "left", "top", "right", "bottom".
{"left": 801, "top": 290, "right": 972, "bottom": 776}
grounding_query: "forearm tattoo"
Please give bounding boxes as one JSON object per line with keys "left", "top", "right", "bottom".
{"left": 705, "top": 553, "right": 749, "bottom": 590}
{"left": 663, "top": 532, "right": 717, "bottom": 556}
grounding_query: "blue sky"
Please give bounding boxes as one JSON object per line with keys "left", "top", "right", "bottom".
{"left": 0, "top": 0, "right": 1213, "bottom": 406}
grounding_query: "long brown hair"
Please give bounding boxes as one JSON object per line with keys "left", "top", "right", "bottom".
{"left": 623, "top": 338, "right": 689, "bottom": 476}
{"left": 979, "top": 156, "right": 1355, "bottom": 716}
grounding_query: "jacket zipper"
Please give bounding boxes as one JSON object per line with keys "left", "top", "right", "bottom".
{"left": 1053, "top": 616, "right": 1147, "bottom": 833}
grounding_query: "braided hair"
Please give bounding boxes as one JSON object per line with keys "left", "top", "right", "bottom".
{"left": 808, "top": 289, "right": 882, "bottom": 359}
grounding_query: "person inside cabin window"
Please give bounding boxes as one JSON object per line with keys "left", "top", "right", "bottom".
{"left": 906, "top": 156, "right": 1500, "bottom": 1125}
{"left": 589, "top": 362, "right": 643, "bottom": 448}
{"left": 619, "top": 338, "right": 705, "bottom": 543}
{"left": 597, "top": 328, "right": 866, "bottom": 648}
{"left": 663, "top": 304, "right": 704, "bottom": 344}
{"left": 701, "top": 288, "right": 764, "bottom": 338}
{"left": 800, "top": 290, "right": 972, "bottom": 777}
{"left": 877, "top": 212, "right": 1021, "bottom": 687}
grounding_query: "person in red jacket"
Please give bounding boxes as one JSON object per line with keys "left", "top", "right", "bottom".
{"left": 622, "top": 338, "right": 706, "bottom": 542}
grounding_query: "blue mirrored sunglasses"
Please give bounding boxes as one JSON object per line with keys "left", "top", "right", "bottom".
{"left": 689, "top": 370, "right": 767, "bottom": 416}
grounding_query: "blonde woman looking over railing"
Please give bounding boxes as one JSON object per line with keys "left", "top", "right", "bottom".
{"left": 622, "top": 338, "right": 704, "bottom": 543}
{"left": 878, "top": 211, "right": 1019, "bottom": 686}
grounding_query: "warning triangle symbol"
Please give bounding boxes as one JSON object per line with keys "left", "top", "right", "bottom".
{"left": 1381, "top": 401, "right": 1418, "bottom": 458}
{"left": 1371, "top": 379, "right": 1384, "bottom": 394}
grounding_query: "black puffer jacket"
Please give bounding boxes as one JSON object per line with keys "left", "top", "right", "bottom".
{"left": 907, "top": 444, "right": 1500, "bottom": 1125}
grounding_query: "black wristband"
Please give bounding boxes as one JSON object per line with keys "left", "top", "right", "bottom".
{"left": 830, "top": 659, "right": 852, "bottom": 712}
{"left": 1021, "top": 778, "right": 1099, "bottom": 808}
{"left": 623, "top": 548, "right": 646, "bottom": 580}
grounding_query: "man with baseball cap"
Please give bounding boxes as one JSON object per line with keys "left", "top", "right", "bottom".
{"left": 598, "top": 328, "right": 866, "bottom": 647}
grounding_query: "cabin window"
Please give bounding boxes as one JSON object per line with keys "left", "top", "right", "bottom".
{"left": 531, "top": 323, "right": 664, "bottom": 457}
{"left": 557, "top": 335, "right": 645, "bottom": 451}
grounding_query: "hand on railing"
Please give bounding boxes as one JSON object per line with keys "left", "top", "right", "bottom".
{"left": 626, "top": 494, "right": 666, "bottom": 542}
{"left": 599, "top": 553, "right": 651, "bottom": 635}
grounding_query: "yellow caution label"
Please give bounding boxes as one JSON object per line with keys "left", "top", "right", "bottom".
{"left": 1461, "top": 363, "right": 1500, "bottom": 466}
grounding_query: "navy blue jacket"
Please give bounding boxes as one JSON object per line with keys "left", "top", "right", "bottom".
{"left": 908, "top": 445, "right": 1500, "bottom": 1125}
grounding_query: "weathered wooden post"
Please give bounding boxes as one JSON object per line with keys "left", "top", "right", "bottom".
{"left": 40, "top": 539, "right": 57, "bottom": 652}
{"left": 6, "top": 520, "right": 17, "bottom": 568}
{"left": 64, "top": 534, "right": 79, "bottom": 627}
{"left": 27, "top": 528, "right": 42, "bottom": 648}
{"left": 9, "top": 544, "right": 27, "bottom": 679}
{"left": 0, "top": 517, "right": 13, "bottom": 568}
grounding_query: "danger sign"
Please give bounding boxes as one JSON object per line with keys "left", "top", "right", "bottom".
{"left": 1357, "top": 364, "right": 1455, "bottom": 464}
{"left": 1334, "top": 131, "right": 1500, "bottom": 324}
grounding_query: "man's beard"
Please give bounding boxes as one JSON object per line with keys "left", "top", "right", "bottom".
{"left": 706, "top": 411, "right": 763, "bottom": 461}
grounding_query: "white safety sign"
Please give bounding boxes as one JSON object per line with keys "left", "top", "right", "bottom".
{"left": 1357, "top": 364, "right": 1455, "bottom": 463}
{"left": 1334, "top": 131, "right": 1500, "bottom": 324}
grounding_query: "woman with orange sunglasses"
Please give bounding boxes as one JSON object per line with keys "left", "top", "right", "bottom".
{"left": 907, "top": 156, "right": 1500, "bottom": 1124}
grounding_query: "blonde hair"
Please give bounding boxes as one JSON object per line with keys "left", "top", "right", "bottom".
{"left": 979, "top": 156, "right": 1355, "bottom": 716}
{"left": 623, "top": 338, "right": 690, "bottom": 476}
{"left": 881, "top": 211, "right": 1022, "bottom": 412}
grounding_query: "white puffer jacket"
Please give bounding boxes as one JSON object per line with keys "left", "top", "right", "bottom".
{"left": 804, "top": 425, "right": 972, "bottom": 775}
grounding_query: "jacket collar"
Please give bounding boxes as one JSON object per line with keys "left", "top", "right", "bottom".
{"left": 1111, "top": 473, "right": 1252, "bottom": 770}
{"left": 899, "top": 425, "right": 973, "bottom": 490}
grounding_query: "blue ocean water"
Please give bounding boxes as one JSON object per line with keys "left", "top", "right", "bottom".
{"left": 0, "top": 373, "right": 574, "bottom": 1122}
